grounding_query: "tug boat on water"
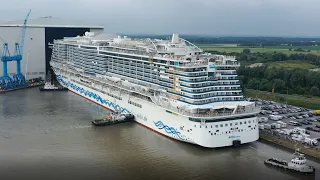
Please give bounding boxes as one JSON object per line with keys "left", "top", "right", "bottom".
{"left": 264, "top": 148, "right": 315, "bottom": 174}
{"left": 39, "top": 81, "right": 68, "bottom": 91}
{"left": 92, "top": 110, "right": 135, "bottom": 126}
{"left": 39, "top": 71, "right": 68, "bottom": 91}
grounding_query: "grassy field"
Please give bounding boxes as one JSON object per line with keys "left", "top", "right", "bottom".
{"left": 244, "top": 89, "right": 320, "bottom": 110}
{"left": 268, "top": 60, "right": 319, "bottom": 70}
{"left": 197, "top": 44, "right": 320, "bottom": 55}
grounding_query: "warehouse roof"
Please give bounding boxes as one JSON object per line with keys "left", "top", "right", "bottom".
{"left": 0, "top": 16, "right": 104, "bottom": 29}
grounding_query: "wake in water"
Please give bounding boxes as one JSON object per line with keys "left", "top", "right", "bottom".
{"left": 44, "top": 124, "right": 93, "bottom": 133}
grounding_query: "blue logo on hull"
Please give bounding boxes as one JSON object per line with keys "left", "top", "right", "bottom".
{"left": 56, "top": 75, "right": 130, "bottom": 113}
{"left": 153, "top": 121, "right": 183, "bottom": 140}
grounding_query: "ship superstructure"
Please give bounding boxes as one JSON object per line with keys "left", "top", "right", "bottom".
{"left": 50, "top": 32, "right": 260, "bottom": 148}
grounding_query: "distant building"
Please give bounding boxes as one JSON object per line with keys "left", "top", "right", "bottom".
{"left": 0, "top": 16, "right": 104, "bottom": 80}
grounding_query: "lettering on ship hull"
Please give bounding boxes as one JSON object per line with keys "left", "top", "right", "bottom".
{"left": 137, "top": 114, "right": 147, "bottom": 122}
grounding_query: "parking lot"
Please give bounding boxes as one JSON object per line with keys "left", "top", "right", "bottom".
{"left": 247, "top": 98, "right": 320, "bottom": 148}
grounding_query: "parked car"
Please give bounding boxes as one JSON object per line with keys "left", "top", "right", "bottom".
{"left": 302, "top": 120, "right": 312, "bottom": 125}
{"left": 313, "top": 128, "right": 320, "bottom": 133}
{"left": 306, "top": 127, "right": 313, "bottom": 130}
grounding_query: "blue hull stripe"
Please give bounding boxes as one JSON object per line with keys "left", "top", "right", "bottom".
{"left": 56, "top": 75, "right": 130, "bottom": 113}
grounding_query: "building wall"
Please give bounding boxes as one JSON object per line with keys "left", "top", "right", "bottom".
{"left": 44, "top": 27, "right": 91, "bottom": 74}
{"left": 0, "top": 27, "right": 46, "bottom": 80}
{"left": 0, "top": 26, "right": 104, "bottom": 81}
{"left": 90, "top": 28, "right": 104, "bottom": 35}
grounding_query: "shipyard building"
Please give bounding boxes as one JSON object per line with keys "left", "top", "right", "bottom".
{"left": 0, "top": 16, "right": 104, "bottom": 80}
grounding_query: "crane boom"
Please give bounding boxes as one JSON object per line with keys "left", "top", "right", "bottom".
{"left": 20, "top": 9, "right": 31, "bottom": 55}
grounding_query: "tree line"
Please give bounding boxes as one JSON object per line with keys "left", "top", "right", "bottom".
{"left": 205, "top": 49, "right": 320, "bottom": 97}
{"left": 207, "top": 49, "right": 320, "bottom": 66}
{"left": 128, "top": 35, "right": 320, "bottom": 46}
{"left": 237, "top": 66, "right": 320, "bottom": 97}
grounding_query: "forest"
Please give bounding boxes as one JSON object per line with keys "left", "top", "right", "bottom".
{"left": 237, "top": 65, "right": 320, "bottom": 97}
{"left": 206, "top": 49, "right": 320, "bottom": 66}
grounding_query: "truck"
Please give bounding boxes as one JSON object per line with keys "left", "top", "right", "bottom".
{"left": 271, "top": 123, "right": 281, "bottom": 129}
{"left": 282, "top": 129, "right": 293, "bottom": 135}
{"left": 299, "top": 133, "right": 310, "bottom": 138}
{"left": 304, "top": 137, "right": 319, "bottom": 146}
{"left": 264, "top": 124, "right": 271, "bottom": 130}
{"left": 276, "top": 121, "right": 287, "bottom": 128}
{"left": 258, "top": 124, "right": 265, "bottom": 130}
{"left": 258, "top": 117, "right": 268, "bottom": 123}
{"left": 269, "top": 115, "right": 283, "bottom": 121}
{"left": 291, "top": 134, "right": 304, "bottom": 142}
{"left": 292, "top": 127, "right": 306, "bottom": 134}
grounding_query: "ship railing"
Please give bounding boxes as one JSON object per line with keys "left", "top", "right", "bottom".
{"left": 178, "top": 61, "right": 208, "bottom": 67}
{"left": 99, "top": 46, "right": 223, "bottom": 62}
{"left": 152, "top": 96, "right": 260, "bottom": 118}
{"left": 211, "top": 62, "right": 240, "bottom": 66}
{"left": 88, "top": 76, "right": 154, "bottom": 98}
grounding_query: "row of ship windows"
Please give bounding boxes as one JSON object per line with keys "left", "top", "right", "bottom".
{"left": 109, "top": 70, "right": 241, "bottom": 98}
{"left": 180, "top": 83, "right": 240, "bottom": 88}
{"left": 110, "top": 70, "right": 243, "bottom": 103}
{"left": 107, "top": 70, "right": 243, "bottom": 104}
{"left": 109, "top": 60, "right": 237, "bottom": 75}
{"left": 185, "top": 87, "right": 240, "bottom": 91}
{"left": 292, "top": 161, "right": 304, "bottom": 165}
{"left": 195, "top": 120, "right": 256, "bottom": 128}
{"left": 208, "top": 127, "right": 257, "bottom": 136}
{"left": 169, "top": 91, "right": 243, "bottom": 100}
{"left": 62, "top": 47, "right": 236, "bottom": 72}
{"left": 128, "top": 101, "right": 142, "bottom": 108}
{"left": 110, "top": 67, "right": 238, "bottom": 87}
{"left": 189, "top": 93, "right": 242, "bottom": 98}
{"left": 105, "top": 91, "right": 122, "bottom": 100}
{"left": 56, "top": 48, "right": 239, "bottom": 74}
{"left": 57, "top": 55, "right": 238, "bottom": 81}
{"left": 75, "top": 71, "right": 242, "bottom": 105}
{"left": 178, "top": 77, "right": 238, "bottom": 82}
{"left": 177, "top": 97, "right": 242, "bottom": 105}
{"left": 100, "top": 52, "right": 239, "bottom": 72}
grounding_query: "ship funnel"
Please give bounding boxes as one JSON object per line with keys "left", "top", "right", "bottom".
{"left": 171, "top": 33, "right": 179, "bottom": 43}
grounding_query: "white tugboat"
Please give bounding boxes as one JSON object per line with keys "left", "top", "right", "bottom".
{"left": 39, "top": 71, "right": 68, "bottom": 91}
{"left": 91, "top": 108, "right": 135, "bottom": 126}
{"left": 264, "top": 148, "right": 315, "bottom": 174}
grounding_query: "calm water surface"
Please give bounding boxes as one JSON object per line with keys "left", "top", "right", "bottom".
{"left": 0, "top": 87, "right": 319, "bottom": 180}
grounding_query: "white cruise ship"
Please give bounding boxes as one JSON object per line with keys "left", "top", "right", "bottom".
{"left": 50, "top": 32, "right": 260, "bottom": 148}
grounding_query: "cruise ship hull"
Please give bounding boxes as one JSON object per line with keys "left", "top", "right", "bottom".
{"left": 53, "top": 70, "right": 259, "bottom": 148}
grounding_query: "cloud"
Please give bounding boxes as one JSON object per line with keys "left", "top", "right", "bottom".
{"left": 0, "top": 0, "right": 319, "bottom": 36}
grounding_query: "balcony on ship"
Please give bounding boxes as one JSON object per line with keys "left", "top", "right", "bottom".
{"left": 151, "top": 95, "right": 260, "bottom": 119}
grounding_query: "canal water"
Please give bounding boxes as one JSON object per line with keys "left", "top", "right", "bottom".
{"left": 0, "top": 87, "right": 319, "bottom": 180}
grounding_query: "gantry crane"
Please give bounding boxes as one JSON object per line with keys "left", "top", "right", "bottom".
{"left": 0, "top": 10, "right": 31, "bottom": 90}
{"left": 0, "top": 42, "right": 14, "bottom": 90}
{"left": 12, "top": 9, "right": 32, "bottom": 87}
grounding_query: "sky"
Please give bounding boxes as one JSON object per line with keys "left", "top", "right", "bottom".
{"left": 1, "top": 0, "right": 320, "bottom": 37}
